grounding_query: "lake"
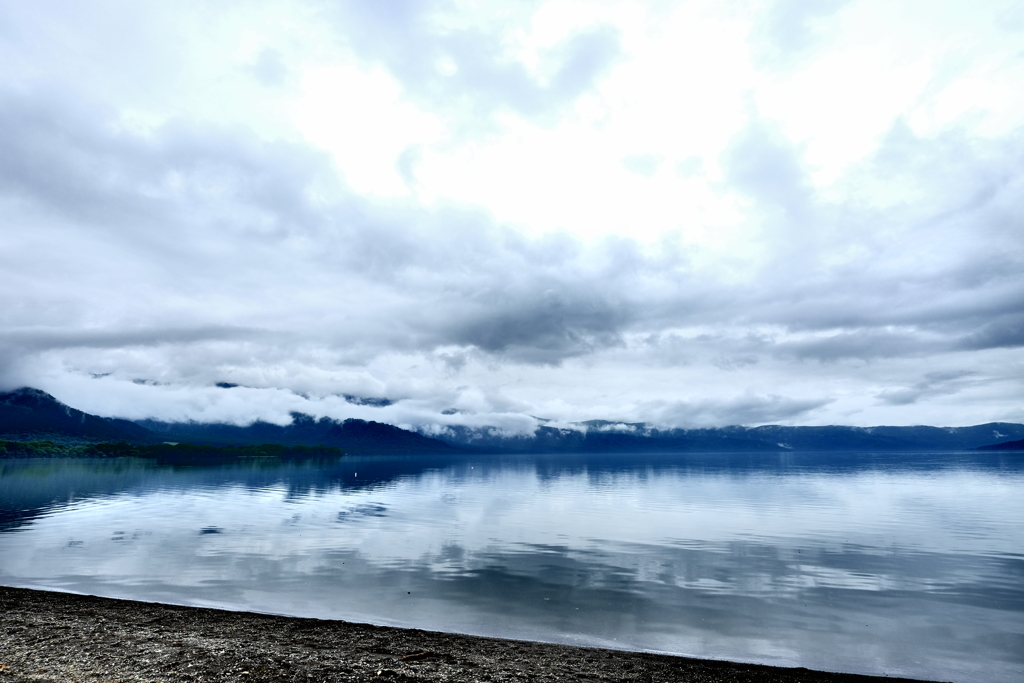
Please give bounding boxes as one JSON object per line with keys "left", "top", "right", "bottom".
{"left": 1, "top": 451, "right": 1022, "bottom": 682}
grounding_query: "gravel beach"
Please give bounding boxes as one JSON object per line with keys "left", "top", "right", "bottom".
{"left": 0, "top": 586, "right": 937, "bottom": 683}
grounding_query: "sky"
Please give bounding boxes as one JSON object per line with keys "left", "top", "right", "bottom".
{"left": 1, "top": 0, "right": 1023, "bottom": 432}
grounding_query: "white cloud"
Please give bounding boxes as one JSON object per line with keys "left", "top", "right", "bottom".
{"left": 293, "top": 64, "right": 444, "bottom": 196}
{"left": 0, "top": 0, "right": 1022, "bottom": 430}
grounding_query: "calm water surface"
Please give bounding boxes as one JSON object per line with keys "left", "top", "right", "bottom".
{"left": 1, "top": 451, "right": 1022, "bottom": 682}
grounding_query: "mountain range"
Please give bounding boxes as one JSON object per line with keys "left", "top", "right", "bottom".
{"left": 3, "top": 387, "right": 1024, "bottom": 454}
{"left": 1, "top": 388, "right": 452, "bottom": 454}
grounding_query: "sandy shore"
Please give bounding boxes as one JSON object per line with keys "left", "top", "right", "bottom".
{"left": 0, "top": 586, "right": 936, "bottom": 683}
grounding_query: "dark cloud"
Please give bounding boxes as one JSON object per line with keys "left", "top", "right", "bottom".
{"left": 713, "top": 355, "right": 758, "bottom": 371}
{"left": 0, "top": 87, "right": 331, "bottom": 244}
{"left": 644, "top": 394, "right": 833, "bottom": 428}
{"left": 0, "top": 86, "right": 645, "bottom": 368}
{"left": 0, "top": 326, "right": 266, "bottom": 352}
{"left": 713, "top": 117, "right": 1024, "bottom": 366}
{"left": 875, "top": 371, "right": 979, "bottom": 406}
{"left": 448, "top": 286, "right": 630, "bottom": 364}
{"left": 957, "top": 314, "right": 1024, "bottom": 351}
{"left": 773, "top": 329, "right": 941, "bottom": 362}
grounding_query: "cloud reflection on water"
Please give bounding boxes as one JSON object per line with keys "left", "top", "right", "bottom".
{"left": 1, "top": 452, "right": 1023, "bottom": 682}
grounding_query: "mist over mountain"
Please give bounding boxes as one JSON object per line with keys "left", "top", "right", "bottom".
{"left": 0, "top": 388, "right": 452, "bottom": 455}
{"left": 136, "top": 414, "right": 455, "bottom": 454}
{"left": 4, "top": 387, "right": 1024, "bottom": 455}
{"left": 0, "top": 387, "right": 153, "bottom": 443}
{"left": 428, "top": 420, "right": 1024, "bottom": 453}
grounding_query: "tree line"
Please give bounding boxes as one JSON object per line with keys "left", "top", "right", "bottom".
{"left": 0, "top": 440, "right": 343, "bottom": 461}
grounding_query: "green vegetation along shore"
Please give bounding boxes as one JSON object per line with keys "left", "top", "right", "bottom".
{"left": 0, "top": 440, "right": 343, "bottom": 462}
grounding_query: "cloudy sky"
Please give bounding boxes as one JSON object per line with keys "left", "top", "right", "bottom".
{"left": 2, "top": 0, "right": 1023, "bottom": 432}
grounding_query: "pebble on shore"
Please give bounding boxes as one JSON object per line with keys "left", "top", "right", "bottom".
{"left": 0, "top": 586, "right": 934, "bottom": 683}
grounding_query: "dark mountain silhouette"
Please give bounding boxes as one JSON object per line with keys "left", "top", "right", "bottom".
{"left": 748, "top": 423, "right": 1024, "bottom": 451}
{"left": 0, "top": 387, "right": 457, "bottom": 454}
{"left": 4, "top": 387, "right": 1024, "bottom": 455}
{"left": 136, "top": 413, "right": 457, "bottom": 454}
{"left": 977, "top": 438, "right": 1024, "bottom": 451}
{"left": 0, "top": 387, "right": 154, "bottom": 443}
{"left": 434, "top": 420, "right": 1024, "bottom": 453}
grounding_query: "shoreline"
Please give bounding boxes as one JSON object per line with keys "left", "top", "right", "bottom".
{"left": 0, "top": 586, "right": 937, "bottom": 683}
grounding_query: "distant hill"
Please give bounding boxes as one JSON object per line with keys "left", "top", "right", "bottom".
{"left": 137, "top": 414, "right": 458, "bottom": 454}
{"left": 0, "top": 387, "right": 457, "bottom": 454}
{"left": 977, "top": 438, "right": 1024, "bottom": 451}
{"left": 5, "top": 386, "right": 1024, "bottom": 455}
{"left": 0, "top": 388, "right": 154, "bottom": 443}
{"left": 432, "top": 420, "right": 1024, "bottom": 453}
{"left": 0, "top": 440, "right": 343, "bottom": 463}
